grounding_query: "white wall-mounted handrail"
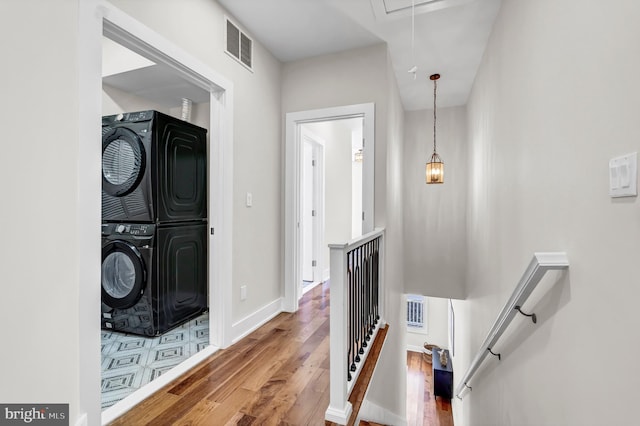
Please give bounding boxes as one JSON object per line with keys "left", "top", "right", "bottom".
{"left": 455, "top": 252, "right": 569, "bottom": 399}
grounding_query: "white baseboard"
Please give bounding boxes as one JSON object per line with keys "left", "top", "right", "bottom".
{"left": 357, "top": 399, "right": 407, "bottom": 426}
{"left": 354, "top": 327, "right": 407, "bottom": 426}
{"left": 101, "top": 345, "right": 219, "bottom": 425}
{"left": 231, "top": 297, "right": 283, "bottom": 344}
{"left": 407, "top": 344, "right": 425, "bottom": 353}
{"left": 325, "top": 402, "right": 353, "bottom": 425}
{"left": 323, "top": 268, "right": 330, "bottom": 282}
{"left": 75, "top": 413, "right": 87, "bottom": 426}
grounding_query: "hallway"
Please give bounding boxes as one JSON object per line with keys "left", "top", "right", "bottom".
{"left": 109, "top": 282, "right": 452, "bottom": 425}
{"left": 110, "top": 282, "right": 332, "bottom": 425}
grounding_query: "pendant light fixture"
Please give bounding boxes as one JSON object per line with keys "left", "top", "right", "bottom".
{"left": 426, "top": 73, "right": 444, "bottom": 184}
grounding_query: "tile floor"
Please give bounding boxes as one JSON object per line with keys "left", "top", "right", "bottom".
{"left": 101, "top": 312, "right": 209, "bottom": 410}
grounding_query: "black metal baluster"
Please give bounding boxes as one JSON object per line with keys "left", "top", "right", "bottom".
{"left": 365, "top": 240, "right": 372, "bottom": 342}
{"left": 348, "top": 251, "right": 355, "bottom": 379}
{"left": 355, "top": 246, "right": 360, "bottom": 357}
{"left": 362, "top": 243, "right": 371, "bottom": 342}
{"left": 345, "top": 236, "right": 383, "bottom": 383}
{"left": 357, "top": 246, "right": 364, "bottom": 358}
{"left": 359, "top": 245, "right": 367, "bottom": 355}
{"left": 373, "top": 238, "right": 379, "bottom": 322}
{"left": 367, "top": 240, "right": 375, "bottom": 339}
{"left": 362, "top": 245, "right": 368, "bottom": 348}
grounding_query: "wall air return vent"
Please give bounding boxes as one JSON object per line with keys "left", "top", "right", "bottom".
{"left": 225, "top": 17, "right": 253, "bottom": 71}
{"left": 407, "top": 294, "right": 426, "bottom": 330}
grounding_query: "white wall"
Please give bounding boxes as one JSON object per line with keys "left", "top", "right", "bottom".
{"left": 111, "top": 0, "right": 283, "bottom": 325}
{"left": 403, "top": 107, "right": 467, "bottom": 299}
{"left": 103, "top": 84, "right": 168, "bottom": 116}
{"left": 361, "top": 50, "right": 407, "bottom": 423}
{"left": 102, "top": 85, "right": 211, "bottom": 136}
{"left": 406, "top": 297, "right": 450, "bottom": 351}
{"left": 454, "top": 0, "right": 640, "bottom": 424}
{"left": 283, "top": 44, "right": 389, "bottom": 226}
{"left": 351, "top": 125, "right": 364, "bottom": 239}
{"left": 0, "top": 0, "right": 82, "bottom": 423}
{"left": 283, "top": 44, "right": 407, "bottom": 421}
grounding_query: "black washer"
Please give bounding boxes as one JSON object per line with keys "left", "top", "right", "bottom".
{"left": 101, "top": 240, "right": 146, "bottom": 309}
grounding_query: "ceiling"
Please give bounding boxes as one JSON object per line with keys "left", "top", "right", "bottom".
{"left": 102, "top": 37, "right": 210, "bottom": 106}
{"left": 218, "top": 0, "right": 502, "bottom": 110}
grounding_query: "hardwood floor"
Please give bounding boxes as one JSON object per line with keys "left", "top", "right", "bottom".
{"left": 110, "top": 282, "right": 332, "bottom": 425}
{"left": 406, "top": 351, "right": 454, "bottom": 426}
{"left": 109, "top": 282, "right": 451, "bottom": 426}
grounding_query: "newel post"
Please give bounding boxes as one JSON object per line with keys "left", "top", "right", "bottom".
{"left": 325, "top": 242, "right": 352, "bottom": 424}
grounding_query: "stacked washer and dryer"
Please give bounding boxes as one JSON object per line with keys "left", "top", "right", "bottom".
{"left": 100, "top": 110, "right": 208, "bottom": 336}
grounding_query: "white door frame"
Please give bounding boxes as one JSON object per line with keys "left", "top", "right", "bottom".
{"left": 300, "top": 126, "right": 325, "bottom": 295}
{"left": 79, "top": 2, "right": 234, "bottom": 424}
{"left": 284, "top": 103, "right": 375, "bottom": 312}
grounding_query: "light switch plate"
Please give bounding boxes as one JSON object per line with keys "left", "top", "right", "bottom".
{"left": 609, "top": 152, "right": 637, "bottom": 197}
{"left": 246, "top": 192, "right": 253, "bottom": 207}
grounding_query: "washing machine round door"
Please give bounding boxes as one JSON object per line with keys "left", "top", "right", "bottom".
{"left": 101, "top": 241, "right": 146, "bottom": 309}
{"left": 102, "top": 127, "right": 146, "bottom": 197}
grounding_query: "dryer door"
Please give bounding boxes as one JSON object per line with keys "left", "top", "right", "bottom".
{"left": 101, "top": 241, "right": 146, "bottom": 309}
{"left": 102, "top": 127, "right": 146, "bottom": 197}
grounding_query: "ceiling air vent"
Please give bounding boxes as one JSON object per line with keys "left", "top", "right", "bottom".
{"left": 225, "top": 17, "right": 253, "bottom": 71}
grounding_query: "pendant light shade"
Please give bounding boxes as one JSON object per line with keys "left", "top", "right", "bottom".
{"left": 426, "top": 152, "right": 444, "bottom": 184}
{"left": 426, "top": 73, "right": 444, "bottom": 184}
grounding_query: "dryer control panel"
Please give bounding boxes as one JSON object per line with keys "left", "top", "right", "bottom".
{"left": 102, "top": 223, "right": 155, "bottom": 237}
{"left": 102, "top": 110, "right": 154, "bottom": 126}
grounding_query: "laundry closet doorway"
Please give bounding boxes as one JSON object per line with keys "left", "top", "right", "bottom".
{"left": 78, "top": 3, "right": 234, "bottom": 424}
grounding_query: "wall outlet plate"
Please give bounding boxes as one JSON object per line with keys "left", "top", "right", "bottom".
{"left": 609, "top": 152, "right": 637, "bottom": 198}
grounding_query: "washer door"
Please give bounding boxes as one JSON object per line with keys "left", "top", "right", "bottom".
{"left": 101, "top": 241, "right": 146, "bottom": 309}
{"left": 102, "top": 126, "right": 146, "bottom": 197}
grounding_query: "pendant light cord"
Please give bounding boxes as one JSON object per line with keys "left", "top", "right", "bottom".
{"left": 433, "top": 78, "right": 437, "bottom": 154}
{"left": 411, "top": 0, "right": 415, "bottom": 64}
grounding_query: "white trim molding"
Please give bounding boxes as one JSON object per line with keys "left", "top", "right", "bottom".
{"left": 357, "top": 399, "right": 408, "bottom": 426}
{"left": 325, "top": 403, "right": 353, "bottom": 425}
{"left": 284, "top": 103, "right": 375, "bottom": 313}
{"left": 231, "top": 298, "right": 284, "bottom": 344}
{"left": 407, "top": 344, "right": 426, "bottom": 353}
{"left": 101, "top": 345, "right": 219, "bottom": 425}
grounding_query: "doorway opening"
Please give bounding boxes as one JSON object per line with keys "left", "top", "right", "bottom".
{"left": 300, "top": 126, "right": 325, "bottom": 295}
{"left": 284, "top": 103, "right": 375, "bottom": 312}
{"left": 100, "top": 37, "right": 214, "bottom": 410}
{"left": 298, "top": 118, "right": 365, "bottom": 297}
{"left": 79, "top": 3, "right": 233, "bottom": 424}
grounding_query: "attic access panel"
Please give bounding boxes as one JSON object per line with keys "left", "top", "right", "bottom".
{"left": 370, "top": 0, "right": 476, "bottom": 20}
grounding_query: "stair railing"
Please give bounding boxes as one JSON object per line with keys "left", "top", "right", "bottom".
{"left": 455, "top": 252, "right": 569, "bottom": 399}
{"left": 325, "top": 228, "right": 386, "bottom": 425}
